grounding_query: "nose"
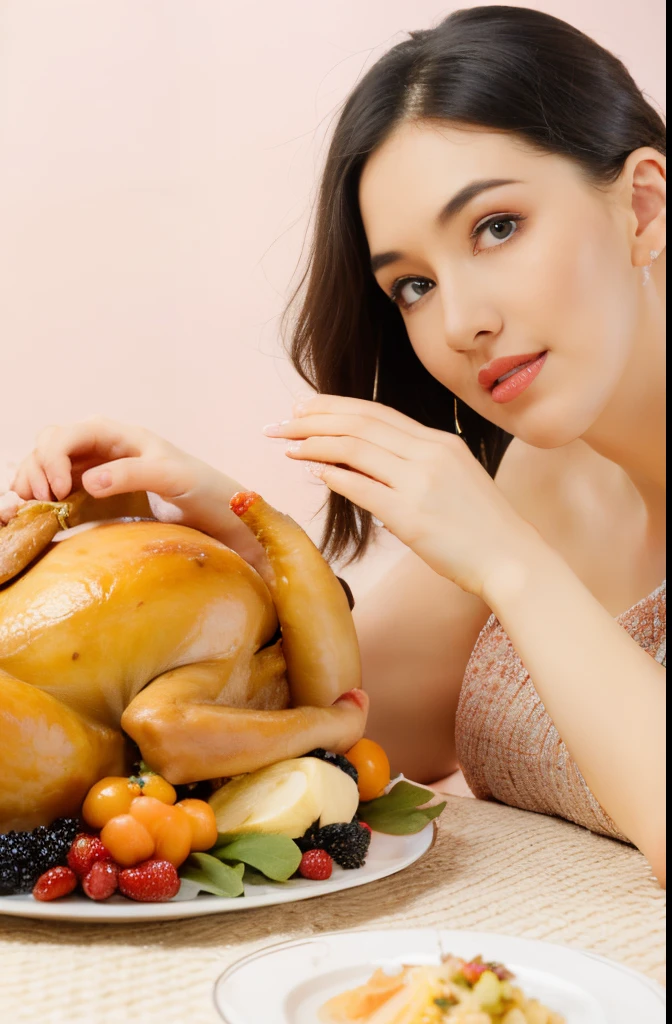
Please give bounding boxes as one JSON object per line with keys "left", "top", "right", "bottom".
{"left": 437, "top": 271, "right": 503, "bottom": 354}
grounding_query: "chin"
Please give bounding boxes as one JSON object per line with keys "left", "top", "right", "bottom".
{"left": 516, "top": 426, "right": 580, "bottom": 450}
{"left": 498, "top": 397, "right": 592, "bottom": 451}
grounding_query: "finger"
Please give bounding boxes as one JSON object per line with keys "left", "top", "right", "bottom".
{"left": 21, "top": 454, "right": 53, "bottom": 502}
{"left": 82, "top": 456, "right": 191, "bottom": 499}
{"left": 68, "top": 455, "right": 111, "bottom": 490}
{"left": 11, "top": 463, "right": 33, "bottom": 500}
{"left": 38, "top": 417, "right": 148, "bottom": 464}
{"left": 267, "top": 413, "right": 436, "bottom": 460}
{"left": 308, "top": 462, "right": 397, "bottom": 528}
{"left": 33, "top": 447, "right": 73, "bottom": 500}
{"left": 290, "top": 394, "right": 444, "bottom": 441}
{"left": 286, "top": 436, "right": 406, "bottom": 488}
{"left": 26, "top": 418, "right": 149, "bottom": 501}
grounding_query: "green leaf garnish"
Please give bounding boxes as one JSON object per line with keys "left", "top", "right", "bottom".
{"left": 357, "top": 780, "right": 446, "bottom": 835}
{"left": 242, "top": 865, "right": 284, "bottom": 887}
{"left": 214, "top": 833, "right": 302, "bottom": 882}
{"left": 180, "top": 852, "right": 245, "bottom": 897}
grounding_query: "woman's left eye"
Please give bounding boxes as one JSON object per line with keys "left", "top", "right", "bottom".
{"left": 474, "top": 215, "right": 523, "bottom": 250}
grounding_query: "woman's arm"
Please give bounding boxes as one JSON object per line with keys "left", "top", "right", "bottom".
{"left": 352, "top": 549, "right": 489, "bottom": 783}
{"left": 483, "top": 539, "right": 666, "bottom": 885}
{"left": 273, "top": 395, "right": 666, "bottom": 882}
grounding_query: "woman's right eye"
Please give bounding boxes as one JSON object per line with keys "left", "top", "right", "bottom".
{"left": 390, "top": 277, "right": 435, "bottom": 309}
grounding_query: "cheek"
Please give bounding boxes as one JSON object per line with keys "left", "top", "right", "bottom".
{"left": 535, "top": 214, "right": 638, "bottom": 366}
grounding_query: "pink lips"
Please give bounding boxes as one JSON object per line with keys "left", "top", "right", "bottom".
{"left": 478, "top": 351, "right": 548, "bottom": 405}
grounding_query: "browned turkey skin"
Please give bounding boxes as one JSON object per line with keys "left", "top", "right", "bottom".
{"left": 0, "top": 491, "right": 362, "bottom": 830}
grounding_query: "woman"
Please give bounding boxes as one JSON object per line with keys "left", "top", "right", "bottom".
{"left": 3, "top": 8, "right": 665, "bottom": 882}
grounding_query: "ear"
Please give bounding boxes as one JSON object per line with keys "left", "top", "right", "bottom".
{"left": 619, "top": 148, "right": 666, "bottom": 268}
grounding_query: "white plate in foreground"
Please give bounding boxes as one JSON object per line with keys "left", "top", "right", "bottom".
{"left": 213, "top": 928, "right": 666, "bottom": 1024}
{"left": 0, "top": 825, "right": 434, "bottom": 923}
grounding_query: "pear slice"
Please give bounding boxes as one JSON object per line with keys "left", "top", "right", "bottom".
{"left": 299, "top": 757, "right": 359, "bottom": 827}
{"left": 209, "top": 757, "right": 359, "bottom": 838}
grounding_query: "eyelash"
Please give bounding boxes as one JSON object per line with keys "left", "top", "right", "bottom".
{"left": 470, "top": 212, "right": 525, "bottom": 246}
{"left": 389, "top": 212, "right": 526, "bottom": 310}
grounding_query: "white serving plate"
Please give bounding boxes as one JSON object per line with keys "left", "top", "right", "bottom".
{"left": 213, "top": 928, "right": 666, "bottom": 1024}
{"left": 0, "top": 824, "right": 434, "bottom": 923}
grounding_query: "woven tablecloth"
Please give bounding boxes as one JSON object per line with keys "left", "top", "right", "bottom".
{"left": 0, "top": 795, "right": 665, "bottom": 1023}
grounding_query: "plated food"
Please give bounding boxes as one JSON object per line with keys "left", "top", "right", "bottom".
{"left": 212, "top": 929, "right": 665, "bottom": 1024}
{"left": 0, "top": 491, "right": 443, "bottom": 908}
{"left": 320, "top": 955, "right": 564, "bottom": 1023}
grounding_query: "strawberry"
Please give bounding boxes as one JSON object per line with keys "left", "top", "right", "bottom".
{"left": 67, "top": 833, "right": 112, "bottom": 878}
{"left": 82, "top": 860, "right": 119, "bottom": 901}
{"left": 118, "top": 859, "right": 180, "bottom": 902}
{"left": 298, "top": 849, "right": 333, "bottom": 881}
{"left": 33, "top": 866, "right": 77, "bottom": 902}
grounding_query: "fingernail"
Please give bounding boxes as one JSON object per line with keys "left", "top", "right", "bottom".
{"left": 285, "top": 442, "right": 302, "bottom": 454}
{"left": 90, "top": 471, "right": 112, "bottom": 490}
{"left": 52, "top": 477, "right": 66, "bottom": 497}
{"left": 304, "top": 462, "right": 325, "bottom": 477}
{"left": 263, "top": 421, "right": 290, "bottom": 437}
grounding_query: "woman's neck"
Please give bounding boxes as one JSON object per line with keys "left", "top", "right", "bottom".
{"left": 582, "top": 256, "right": 666, "bottom": 526}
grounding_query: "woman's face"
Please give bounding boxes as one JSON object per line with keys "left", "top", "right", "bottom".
{"left": 359, "top": 121, "right": 641, "bottom": 448}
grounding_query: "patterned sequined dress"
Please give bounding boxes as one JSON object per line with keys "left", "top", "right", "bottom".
{"left": 455, "top": 583, "right": 666, "bottom": 841}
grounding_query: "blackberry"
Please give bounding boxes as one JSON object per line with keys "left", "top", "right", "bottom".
{"left": 305, "top": 749, "right": 358, "bottom": 786}
{"left": 296, "top": 819, "right": 321, "bottom": 854}
{"left": 0, "top": 861, "right": 19, "bottom": 896}
{"left": 0, "top": 817, "right": 80, "bottom": 895}
{"left": 299, "top": 821, "right": 371, "bottom": 870}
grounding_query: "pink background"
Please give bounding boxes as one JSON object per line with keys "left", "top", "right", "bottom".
{"left": 0, "top": 0, "right": 665, "bottom": 589}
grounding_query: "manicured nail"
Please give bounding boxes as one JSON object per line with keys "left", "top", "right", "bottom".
{"left": 285, "top": 442, "right": 302, "bottom": 454}
{"left": 305, "top": 462, "right": 325, "bottom": 477}
{"left": 52, "top": 477, "right": 66, "bottom": 497}
{"left": 90, "top": 471, "right": 112, "bottom": 490}
{"left": 263, "top": 421, "right": 290, "bottom": 437}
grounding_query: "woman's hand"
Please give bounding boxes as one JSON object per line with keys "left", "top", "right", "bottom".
{"left": 8, "top": 417, "right": 268, "bottom": 569}
{"left": 12, "top": 417, "right": 212, "bottom": 507}
{"left": 265, "top": 395, "right": 539, "bottom": 598}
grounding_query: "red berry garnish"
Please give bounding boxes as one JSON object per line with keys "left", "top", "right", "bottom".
{"left": 299, "top": 849, "right": 333, "bottom": 881}
{"left": 32, "top": 866, "right": 77, "bottom": 902}
{"left": 118, "top": 859, "right": 180, "bottom": 902}
{"left": 82, "top": 860, "right": 119, "bottom": 901}
{"left": 67, "top": 833, "right": 112, "bottom": 878}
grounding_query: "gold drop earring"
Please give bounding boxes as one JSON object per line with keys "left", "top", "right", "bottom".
{"left": 454, "top": 396, "right": 465, "bottom": 438}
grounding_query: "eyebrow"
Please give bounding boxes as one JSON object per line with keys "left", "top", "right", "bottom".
{"left": 369, "top": 178, "right": 522, "bottom": 274}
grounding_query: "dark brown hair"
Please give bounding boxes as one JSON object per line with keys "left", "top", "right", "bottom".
{"left": 285, "top": 5, "right": 666, "bottom": 563}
